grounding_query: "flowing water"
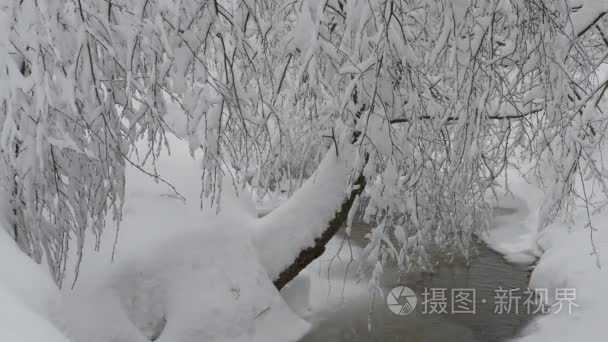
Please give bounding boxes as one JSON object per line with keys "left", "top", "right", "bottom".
{"left": 299, "top": 223, "right": 535, "bottom": 342}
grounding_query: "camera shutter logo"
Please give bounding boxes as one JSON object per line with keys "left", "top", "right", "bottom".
{"left": 387, "top": 286, "right": 418, "bottom": 315}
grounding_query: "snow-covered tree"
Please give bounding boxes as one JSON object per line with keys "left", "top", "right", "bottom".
{"left": 0, "top": 0, "right": 606, "bottom": 287}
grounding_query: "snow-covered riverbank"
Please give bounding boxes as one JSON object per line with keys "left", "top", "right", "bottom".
{"left": 481, "top": 169, "right": 608, "bottom": 342}
{"left": 517, "top": 217, "right": 608, "bottom": 342}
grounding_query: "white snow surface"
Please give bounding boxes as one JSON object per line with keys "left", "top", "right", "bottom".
{"left": 0, "top": 230, "right": 60, "bottom": 319}
{"left": 0, "top": 230, "right": 69, "bottom": 342}
{"left": 514, "top": 212, "right": 608, "bottom": 342}
{"left": 481, "top": 166, "right": 608, "bottom": 342}
{"left": 0, "top": 283, "right": 70, "bottom": 342}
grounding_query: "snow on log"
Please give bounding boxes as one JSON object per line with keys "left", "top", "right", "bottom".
{"left": 253, "top": 146, "right": 366, "bottom": 289}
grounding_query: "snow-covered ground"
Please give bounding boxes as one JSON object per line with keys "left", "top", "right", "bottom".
{"left": 0, "top": 230, "right": 68, "bottom": 342}
{"left": 0, "top": 134, "right": 310, "bottom": 342}
{"left": 480, "top": 166, "right": 608, "bottom": 342}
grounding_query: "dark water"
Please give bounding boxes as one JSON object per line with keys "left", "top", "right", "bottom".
{"left": 300, "top": 225, "right": 534, "bottom": 342}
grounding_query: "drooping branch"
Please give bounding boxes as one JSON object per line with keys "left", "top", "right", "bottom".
{"left": 388, "top": 108, "right": 543, "bottom": 125}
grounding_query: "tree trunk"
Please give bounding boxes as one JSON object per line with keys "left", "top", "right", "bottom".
{"left": 273, "top": 173, "right": 366, "bottom": 290}
{"left": 252, "top": 144, "right": 367, "bottom": 290}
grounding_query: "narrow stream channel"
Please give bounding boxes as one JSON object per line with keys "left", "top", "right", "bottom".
{"left": 299, "top": 223, "right": 535, "bottom": 342}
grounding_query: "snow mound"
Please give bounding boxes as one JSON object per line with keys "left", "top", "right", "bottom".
{"left": 52, "top": 135, "right": 309, "bottom": 342}
{"left": 0, "top": 284, "right": 70, "bottom": 342}
{"left": 516, "top": 213, "right": 608, "bottom": 342}
{"left": 56, "top": 224, "right": 309, "bottom": 342}
{"left": 141, "top": 226, "right": 310, "bottom": 342}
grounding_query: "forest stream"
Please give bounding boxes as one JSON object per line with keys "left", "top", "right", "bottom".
{"left": 299, "top": 219, "right": 535, "bottom": 342}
